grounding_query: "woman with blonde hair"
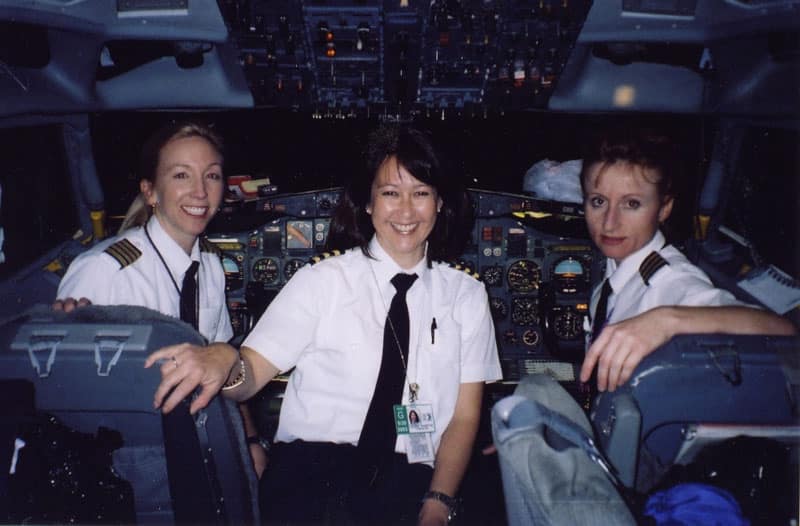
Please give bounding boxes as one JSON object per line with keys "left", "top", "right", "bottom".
{"left": 55, "top": 121, "right": 268, "bottom": 476}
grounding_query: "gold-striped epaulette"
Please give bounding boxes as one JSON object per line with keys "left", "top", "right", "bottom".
{"left": 639, "top": 251, "right": 669, "bottom": 286}
{"left": 200, "top": 238, "right": 221, "bottom": 255}
{"left": 103, "top": 239, "right": 142, "bottom": 269}
{"left": 308, "top": 249, "right": 343, "bottom": 265}
{"left": 440, "top": 261, "right": 481, "bottom": 281}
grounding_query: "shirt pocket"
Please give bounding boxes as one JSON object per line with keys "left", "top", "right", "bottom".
{"left": 421, "top": 315, "right": 461, "bottom": 393}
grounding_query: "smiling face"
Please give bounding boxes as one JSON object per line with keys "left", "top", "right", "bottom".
{"left": 583, "top": 161, "right": 673, "bottom": 263}
{"left": 141, "top": 135, "right": 224, "bottom": 253}
{"left": 366, "top": 156, "right": 442, "bottom": 269}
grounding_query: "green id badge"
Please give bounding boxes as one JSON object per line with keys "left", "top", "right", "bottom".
{"left": 393, "top": 404, "right": 410, "bottom": 434}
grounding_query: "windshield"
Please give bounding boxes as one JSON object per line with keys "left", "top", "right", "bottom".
{"left": 0, "top": 124, "right": 77, "bottom": 279}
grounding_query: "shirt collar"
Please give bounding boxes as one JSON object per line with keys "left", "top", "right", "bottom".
{"left": 604, "top": 230, "right": 665, "bottom": 293}
{"left": 367, "top": 235, "right": 431, "bottom": 295}
{"left": 147, "top": 215, "right": 200, "bottom": 277}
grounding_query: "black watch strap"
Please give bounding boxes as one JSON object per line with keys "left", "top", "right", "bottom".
{"left": 422, "top": 490, "right": 458, "bottom": 521}
{"left": 246, "top": 435, "right": 271, "bottom": 452}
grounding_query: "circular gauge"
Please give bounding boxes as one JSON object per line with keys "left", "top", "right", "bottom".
{"left": 481, "top": 265, "right": 504, "bottom": 287}
{"left": 553, "top": 308, "right": 583, "bottom": 340}
{"left": 522, "top": 329, "right": 539, "bottom": 347}
{"left": 511, "top": 296, "right": 538, "bottom": 326}
{"left": 221, "top": 254, "right": 243, "bottom": 291}
{"left": 489, "top": 296, "right": 508, "bottom": 320}
{"left": 551, "top": 256, "right": 589, "bottom": 294}
{"left": 507, "top": 260, "right": 541, "bottom": 293}
{"left": 284, "top": 258, "right": 306, "bottom": 280}
{"left": 252, "top": 258, "right": 279, "bottom": 284}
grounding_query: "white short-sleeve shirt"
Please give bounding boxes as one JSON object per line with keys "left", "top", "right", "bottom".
{"left": 57, "top": 215, "right": 233, "bottom": 343}
{"left": 589, "top": 230, "right": 747, "bottom": 331}
{"left": 243, "top": 236, "right": 502, "bottom": 458}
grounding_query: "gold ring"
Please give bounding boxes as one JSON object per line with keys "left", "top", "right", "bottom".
{"left": 171, "top": 356, "right": 179, "bottom": 369}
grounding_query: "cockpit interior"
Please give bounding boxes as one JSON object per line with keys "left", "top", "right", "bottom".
{"left": 1, "top": 0, "right": 798, "bottom": 524}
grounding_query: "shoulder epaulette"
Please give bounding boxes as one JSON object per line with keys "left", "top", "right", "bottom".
{"left": 639, "top": 251, "right": 669, "bottom": 286}
{"left": 103, "top": 239, "right": 142, "bottom": 269}
{"left": 200, "top": 238, "right": 221, "bottom": 255}
{"left": 439, "top": 260, "right": 481, "bottom": 281}
{"left": 309, "top": 249, "right": 343, "bottom": 265}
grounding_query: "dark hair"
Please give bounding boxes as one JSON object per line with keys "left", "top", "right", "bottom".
{"left": 327, "top": 125, "right": 471, "bottom": 264}
{"left": 579, "top": 128, "right": 678, "bottom": 202}
{"left": 119, "top": 121, "right": 224, "bottom": 232}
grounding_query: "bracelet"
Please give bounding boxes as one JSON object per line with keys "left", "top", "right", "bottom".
{"left": 221, "top": 357, "right": 246, "bottom": 391}
{"left": 422, "top": 490, "right": 458, "bottom": 522}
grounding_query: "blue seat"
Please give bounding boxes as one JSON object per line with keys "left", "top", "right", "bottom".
{"left": 591, "top": 334, "right": 800, "bottom": 492}
{"left": 0, "top": 304, "right": 260, "bottom": 524}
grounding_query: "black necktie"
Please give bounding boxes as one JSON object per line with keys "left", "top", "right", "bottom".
{"left": 357, "top": 273, "right": 418, "bottom": 467}
{"left": 592, "top": 278, "right": 613, "bottom": 342}
{"left": 180, "top": 261, "right": 199, "bottom": 331}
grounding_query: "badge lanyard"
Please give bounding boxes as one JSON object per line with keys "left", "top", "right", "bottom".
{"left": 369, "top": 263, "right": 421, "bottom": 402}
{"left": 369, "top": 262, "right": 436, "bottom": 463}
{"left": 144, "top": 222, "right": 199, "bottom": 323}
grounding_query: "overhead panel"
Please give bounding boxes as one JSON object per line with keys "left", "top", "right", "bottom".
{"left": 220, "top": 0, "right": 594, "bottom": 118}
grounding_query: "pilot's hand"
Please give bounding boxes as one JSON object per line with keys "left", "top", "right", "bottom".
{"left": 579, "top": 307, "right": 673, "bottom": 392}
{"left": 144, "top": 342, "right": 239, "bottom": 415}
{"left": 52, "top": 297, "right": 92, "bottom": 312}
{"left": 418, "top": 498, "right": 449, "bottom": 526}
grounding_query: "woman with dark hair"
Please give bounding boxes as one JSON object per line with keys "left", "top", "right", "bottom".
{"left": 146, "top": 125, "right": 502, "bottom": 525}
{"left": 578, "top": 128, "right": 796, "bottom": 392}
{"left": 327, "top": 125, "right": 472, "bottom": 263}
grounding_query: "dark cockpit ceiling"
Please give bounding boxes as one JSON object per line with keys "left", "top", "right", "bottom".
{"left": 1, "top": 0, "right": 798, "bottom": 121}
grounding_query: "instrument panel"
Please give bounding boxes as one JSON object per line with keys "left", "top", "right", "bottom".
{"left": 208, "top": 188, "right": 602, "bottom": 382}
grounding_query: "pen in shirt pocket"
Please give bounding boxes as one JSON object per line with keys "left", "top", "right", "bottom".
{"left": 431, "top": 317, "right": 437, "bottom": 344}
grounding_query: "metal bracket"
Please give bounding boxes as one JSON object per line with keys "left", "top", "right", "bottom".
{"left": 93, "top": 335, "right": 127, "bottom": 376}
{"left": 705, "top": 345, "right": 742, "bottom": 386}
{"left": 27, "top": 334, "right": 63, "bottom": 378}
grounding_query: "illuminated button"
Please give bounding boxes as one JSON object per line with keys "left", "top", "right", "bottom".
{"left": 493, "top": 226, "right": 503, "bottom": 243}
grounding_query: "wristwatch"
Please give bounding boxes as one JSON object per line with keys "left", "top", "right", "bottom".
{"left": 246, "top": 435, "right": 271, "bottom": 452}
{"left": 422, "top": 490, "right": 458, "bottom": 522}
